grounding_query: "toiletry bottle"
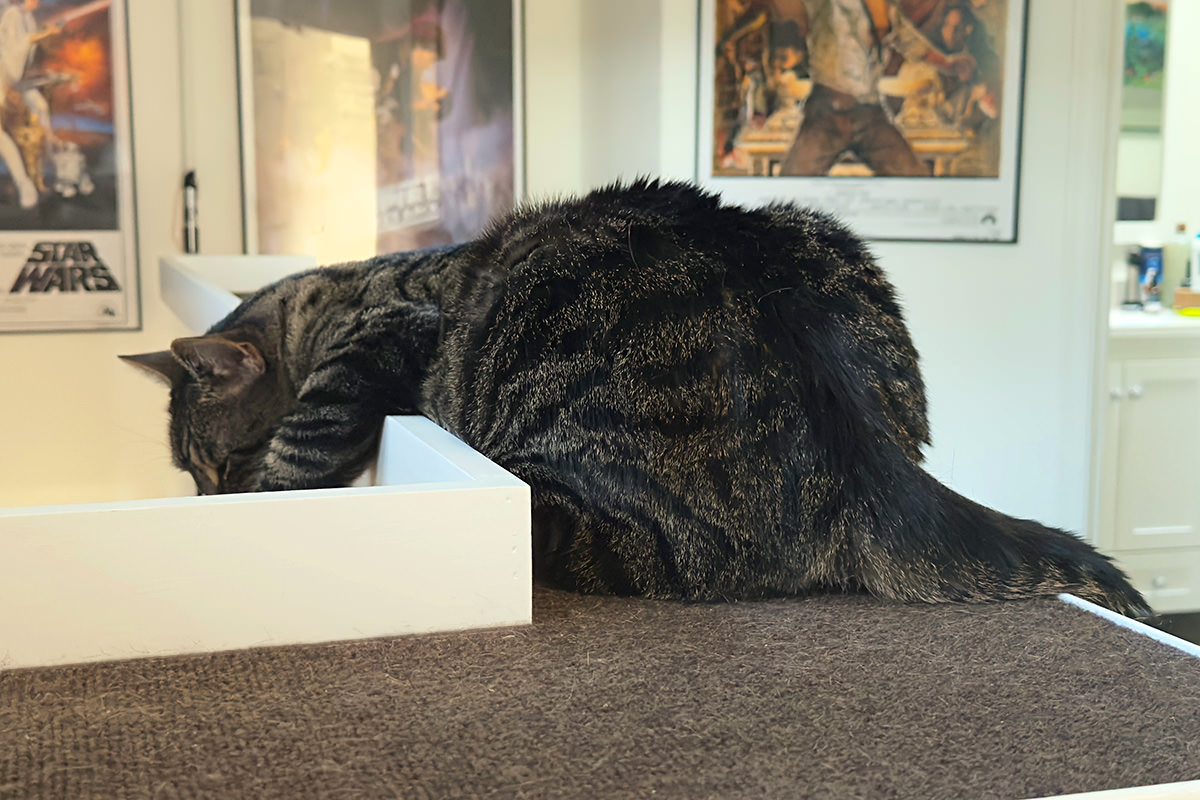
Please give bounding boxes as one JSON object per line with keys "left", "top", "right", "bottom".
{"left": 1190, "top": 230, "right": 1200, "bottom": 289}
{"left": 1123, "top": 245, "right": 1143, "bottom": 309}
{"left": 1164, "top": 222, "right": 1190, "bottom": 306}
{"left": 1141, "top": 239, "right": 1164, "bottom": 312}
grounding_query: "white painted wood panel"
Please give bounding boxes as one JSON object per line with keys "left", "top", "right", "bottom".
{"left": 159, "top": 253, "right": 318, "bottom": 331}
{"left": 0, "top": 417, "right": 531, "bottom": 671}
{"left": 1111, "top": 358, "right": 1200, "bottom": 552}
{"left": 1037, "top": 780, "right": 1200, "bottom": 800}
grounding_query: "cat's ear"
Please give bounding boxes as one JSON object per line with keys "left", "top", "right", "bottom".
{"left": 169, "top": 336, "right": 266, "bottom": 390}
{"left": 120, "top": 350, "right": 186, "bottom": 386}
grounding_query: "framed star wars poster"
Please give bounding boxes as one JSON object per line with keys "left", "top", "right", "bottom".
{"left": 697, "top": 0, "right": 1029, "bottom": 242}
{"left": 0, "top": 0, "right": 138, "bottom": 333}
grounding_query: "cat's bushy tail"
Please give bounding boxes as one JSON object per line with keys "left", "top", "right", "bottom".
{"left": 834, "top": 453, "right": 1151, "bottom": 620}
{"left": 784, "top": 297, "right": 1150, "bottom": 620}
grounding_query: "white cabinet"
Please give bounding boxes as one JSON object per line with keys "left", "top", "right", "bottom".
{"left": 1108, "top": 357, "right": 1200, "bottom": 551}
{"left": 1100, "top": 313, "right": 1200, "bottom": 612}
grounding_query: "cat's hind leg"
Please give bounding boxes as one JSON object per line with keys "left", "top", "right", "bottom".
{"left": 529, "top": 487, "right": 679, "bottom": 598}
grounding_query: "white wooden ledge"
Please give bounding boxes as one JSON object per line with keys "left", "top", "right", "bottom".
{"left": 0, "top": 416, "right": 531, "bottom": 670}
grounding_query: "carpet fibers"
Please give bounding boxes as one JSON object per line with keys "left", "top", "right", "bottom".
{"left": 2, "top": 589, "right": 1199, "bottom": 799}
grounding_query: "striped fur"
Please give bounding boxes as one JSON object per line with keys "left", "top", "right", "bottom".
{"left": 124, "top": 181, "right": 1149, "bottom": 618}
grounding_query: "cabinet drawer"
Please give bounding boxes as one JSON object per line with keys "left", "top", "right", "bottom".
{"left": 1111, "top": 549, "right": 1200, "bottom": 614}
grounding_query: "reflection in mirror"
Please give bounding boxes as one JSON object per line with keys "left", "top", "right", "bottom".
{"left": 1114, "top": 0, "right": 1168, "bottom": 223}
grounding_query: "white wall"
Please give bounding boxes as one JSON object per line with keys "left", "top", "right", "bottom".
{"left": 1, "top": 0, "right": 1121, "bottom": 542}
{"left": 1115, "top": 131, "right": 1163, "bottom": 200}
{"left": 523, "top": 1, "right": 584, "bottom": 195}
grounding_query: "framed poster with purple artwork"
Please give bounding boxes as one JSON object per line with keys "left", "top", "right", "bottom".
{"left": 697, "top": 0, "right": 1028, "bottom": 242}
{"left": 237, "top": 0, "right": 523, "bottom": 264}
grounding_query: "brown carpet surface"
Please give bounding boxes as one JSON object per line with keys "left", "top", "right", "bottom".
{"left": 2, "top": 589, "right": 1200, "bottom": 799}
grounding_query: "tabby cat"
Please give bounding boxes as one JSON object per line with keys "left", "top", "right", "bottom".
{"left": 123, "top": 181, "right": 1149, "bottom": 618}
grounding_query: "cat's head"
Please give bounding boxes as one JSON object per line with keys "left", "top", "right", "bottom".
{"left": 122, "top": 332, "right": 294, "bottom": 494}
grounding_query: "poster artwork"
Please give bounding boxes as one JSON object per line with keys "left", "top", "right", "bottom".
{"left": 370, "top": 1, "right": 516, "bottom": 254}
{"left": 0, "top": 0, "right": 137, "bottom": 332}
{"left": 700, "top": 0, "right": 1027, "bottom": 242}
{"left": 246, "top": 0, "right": 517, "bottom": 263}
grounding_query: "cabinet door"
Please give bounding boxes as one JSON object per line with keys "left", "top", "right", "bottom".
{"left": 1113, "top": 358, "right": 1200, "bottom": 551}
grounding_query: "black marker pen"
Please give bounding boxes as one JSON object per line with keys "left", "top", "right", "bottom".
{"left": 183, "top": 170, "right": 199, "bottom": 253}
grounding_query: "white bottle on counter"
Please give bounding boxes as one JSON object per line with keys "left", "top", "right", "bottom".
{"left": 1190, "top": 231, "right": 1200, "bottom": 288}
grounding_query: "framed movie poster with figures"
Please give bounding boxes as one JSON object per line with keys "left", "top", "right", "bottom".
{"left": 0, "top": 0, "right": 138, "bottom": 333}
{"left": 238, "top": 0, "right": 522, "bottom": 266}
{"left": 697, "top": 0, "right": 1028, "bottom": 242}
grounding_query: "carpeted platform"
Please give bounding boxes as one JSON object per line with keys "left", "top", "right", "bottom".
{"left": 2, "top": 589, "right": 1199, "bottom": 799}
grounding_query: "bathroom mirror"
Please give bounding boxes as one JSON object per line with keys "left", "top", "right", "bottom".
{"left": 1113, "top": 0, "right": 1168, "bottom": 225}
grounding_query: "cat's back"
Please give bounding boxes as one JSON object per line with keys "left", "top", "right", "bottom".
{"left": 210, "top": 247, "right": 462, "bottom": 350}
{"left": 444, "top": 181, "right": 915, "bottom": 381}
{"left": 426, "top": 180, "right": 928, "bottom": 463}
{"left": 453, "top": 180, "right": 887, "bottom": 316}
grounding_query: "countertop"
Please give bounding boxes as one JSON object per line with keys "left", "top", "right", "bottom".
{"left": 1110, "top": 307, "right": 1200, "bottom": 338}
